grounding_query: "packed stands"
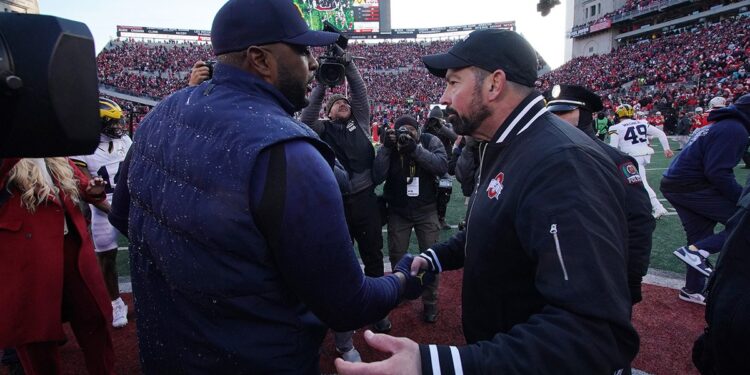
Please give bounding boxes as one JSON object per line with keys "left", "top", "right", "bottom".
{"left": 98, "top": 13, "right": 750, "bottom": 132}
{"left": 540, "top": 15, "right": 750, "bottom": 113}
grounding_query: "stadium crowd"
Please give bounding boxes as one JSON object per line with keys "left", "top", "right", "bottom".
{"left": 5, "top": 0, "right": 750, "bottom": 373}
{"left": 99, "top": 14, "right": 750, "bottom": 132}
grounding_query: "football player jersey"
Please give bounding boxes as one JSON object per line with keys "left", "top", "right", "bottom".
{"left": 72, "top": 134, "right": 132, "bottom": 251}
{"left": 609, "top": 119, "right": 669, "bottom": 157}
{"left": 73, "top": 134, "right": 132, "bottom": 194}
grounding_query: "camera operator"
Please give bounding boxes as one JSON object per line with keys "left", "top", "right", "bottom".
{"left": 298, "top": 30, "right": 391, "bottom": 351}
{"left": 373, "top": 115, "right": 448, "bottom": 323}
{"left": 422, "top": 106, "right": 458, "bottom": 229}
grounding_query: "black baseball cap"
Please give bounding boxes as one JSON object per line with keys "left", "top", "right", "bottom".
{"left": 211, "top": 0, "right": 340, "bottom": 55}
{"left": 421, "top": 29, "right": 538, "bottom": 87}
{"left": 545, "top": 84, "right": 603, "bottom": 113}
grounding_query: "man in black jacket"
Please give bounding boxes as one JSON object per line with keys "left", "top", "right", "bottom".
{"left": 336, "top": 29, "right": 638, "bottom": 375}
{"left": 373, "top": 115, "right": 448, "bottom": 323}
{"left": 545, "top": 84, "right": 656, "bottom": 306}
{"left": 300, "top": 53, "right": 390, "bottom": 352}
{"left": 422, "top": 106, "right": 458, "bottom": 229}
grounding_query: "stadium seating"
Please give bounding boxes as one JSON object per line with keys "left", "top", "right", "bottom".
{"left": 97, "top": 15, "right": 750, "bottom": 130}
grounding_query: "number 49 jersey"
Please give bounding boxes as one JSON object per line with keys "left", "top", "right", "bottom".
{"left": 609, "top": 119, "right": 669, "bottom": 157}
{"left": 72, "top": 134, "right": 132, "bottom": 195}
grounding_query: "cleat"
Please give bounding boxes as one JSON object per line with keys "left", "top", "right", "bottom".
{"left": 678, "top": 287, "right": 706, "bottom": 306}
{"left": 112, "top": 299, "right": 128, "bottom": 328}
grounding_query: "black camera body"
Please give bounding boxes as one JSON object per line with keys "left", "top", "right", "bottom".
{"left": 315, "top": 21, "right": 349, "bottom": 87}
{"left": 0, "top": 13, "right": 100, "bottom": 157}
{"left": 397, "top": 127, "right": 412, "bottom": 144}
{"left": 205, "top": 60, "right": 216, "bottom": 79}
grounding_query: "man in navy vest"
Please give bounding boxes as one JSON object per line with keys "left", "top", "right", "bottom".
{"left": 118, "top": 0, "right": 428, "bottom": 373}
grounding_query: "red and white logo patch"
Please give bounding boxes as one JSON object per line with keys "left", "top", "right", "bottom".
{"left": 486, "top": 172, "right": 504, "bottom": 200}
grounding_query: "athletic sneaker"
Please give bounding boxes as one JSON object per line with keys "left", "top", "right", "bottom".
{"left": 678, "top": 287, "right": 706, "bottom": 306}
{"left": 652, "top": 206, "right": 669, "bottom": 219}
{"left": 673, "top": 246, "right": 713, "bottom": 277}
{"left": 112, "top": 298, "right": 128, "bottom": 328}
{"left": 338, "top": 347, "right": 362, "bottom": 363}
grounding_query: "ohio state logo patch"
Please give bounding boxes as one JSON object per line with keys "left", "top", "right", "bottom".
{"left": 487, "top": 172, "right": 505, "bottom": 200}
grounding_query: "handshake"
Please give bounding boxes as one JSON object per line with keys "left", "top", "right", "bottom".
{"left": 392, "top": 254, "right": 436, "bottom": 300}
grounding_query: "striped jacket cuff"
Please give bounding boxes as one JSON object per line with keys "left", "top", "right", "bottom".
{"left": 419, "top": 249, "right": 442, "bottom": 273}
{"left": 419, "top": 344, "right": 465, "bottom": 375}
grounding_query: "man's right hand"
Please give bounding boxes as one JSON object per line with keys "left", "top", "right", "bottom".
{"left": 394, "top": 255, "right": 435, "bottom": 300}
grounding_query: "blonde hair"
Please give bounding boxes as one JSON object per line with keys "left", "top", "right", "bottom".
{"left": 6, "top": 158, "right": 81, "bottom": 212}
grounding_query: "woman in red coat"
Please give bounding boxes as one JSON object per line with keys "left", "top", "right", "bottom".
{"left": 0, "top": 158, "right": 115, "bottom": 374}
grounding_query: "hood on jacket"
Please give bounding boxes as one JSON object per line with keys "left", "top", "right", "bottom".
{"left": 707, "top": 93, "right": 750, "bottom": 131}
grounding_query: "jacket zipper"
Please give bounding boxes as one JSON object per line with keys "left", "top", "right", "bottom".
{"left": 464, "top": 142, "right": 488, "bottom": 256}
{"left": 550, "top": 223, "right": 569, "bottom": 281}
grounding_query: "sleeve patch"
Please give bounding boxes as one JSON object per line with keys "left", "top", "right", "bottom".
{"left": 619, "top": 162, "right": 642, "bottom": 185}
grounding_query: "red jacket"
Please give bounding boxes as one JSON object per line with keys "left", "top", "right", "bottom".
{"left": 0, "top": 158, "right": 112, "bottom": 347}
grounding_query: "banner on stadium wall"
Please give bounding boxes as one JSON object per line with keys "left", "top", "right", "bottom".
{"left": 590, "top": 18, "right": 612, "bottom": 33}
{"left": 117, "top": 25, "right": 212, "bottom": 40}
{"left": 569, "top": 27, "right": 589, "bottom": 37}
{"left": 117, "top": 20, "right": 515, "bottom": 41}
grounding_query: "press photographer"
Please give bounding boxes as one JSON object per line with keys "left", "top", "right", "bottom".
{"left": 422, "top": 106, "right": 458, "bottom": 229}
{"left": 373, "top": 115, "right": 448, "bottom": 323}
{"left": 298, "top": 23, "right": 392, "bottom": 354}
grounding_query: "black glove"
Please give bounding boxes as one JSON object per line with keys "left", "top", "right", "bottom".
{"left": 382, "top": 128, "right": 396, "bottom": 149}
{"left": 394, "top": 254, "right": 435, "bottom": 300}
{"left": 397, "top": 136, "right": 417, "bottom": 155}
{"left": 628, "top": 275, "right": 643, "bottom": 305}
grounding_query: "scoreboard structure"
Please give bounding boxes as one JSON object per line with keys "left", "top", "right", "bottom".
{"left": 116, "top": 0, "right": 515, "bottom": 42}
{"left": 292, "top": 0, "right": 386, "bottom": 34}
{"left": 351, "top": 0, "right": 380, "bottom": 33}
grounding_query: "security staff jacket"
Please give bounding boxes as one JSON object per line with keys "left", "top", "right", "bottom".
{"left": 418, "top": 93, "right": 639, "bottom": 374}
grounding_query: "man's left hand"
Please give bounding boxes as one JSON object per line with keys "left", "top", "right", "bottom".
{"left": 334, "top": 330, "right": 421, "bottom": 375}
{"left": 664, "top": 149, "right": 674, "bottom": 158}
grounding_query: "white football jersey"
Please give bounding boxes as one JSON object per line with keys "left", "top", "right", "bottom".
{"left": 609, "top": 119, "right": 670, "bottom": 157}
{"left": 72, "top": 134, "right": 132, "bottom": 251}
{"left": 73, "top": 134, "right": 132, "bottom": 194}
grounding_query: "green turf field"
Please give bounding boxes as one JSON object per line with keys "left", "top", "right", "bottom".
{"left": 116, "top": 137, "right": 749, "bottom": 279}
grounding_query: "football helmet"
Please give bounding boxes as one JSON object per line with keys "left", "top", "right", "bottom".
{"left": 615, "top": 104, "right": 634, "bottom": 118}
{"left": 708, "top": 96, "right": 727, "bottom": 110}
{"left": 99, "top": 97, "right": 125, "bottom": 138}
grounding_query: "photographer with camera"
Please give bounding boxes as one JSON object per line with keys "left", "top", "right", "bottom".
{"left": 187, "top": 60, "right": 216, "bottom": 86}
{"left": 299, "top": 26, "right": 393, "bottom": 346}
{"left": 422, "top": 106, "right": 458, "bottom": 229}
{"left": 373, "top": 115, "right": 449, "bottom": 323}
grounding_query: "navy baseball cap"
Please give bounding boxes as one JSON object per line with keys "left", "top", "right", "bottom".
{"left": 422, "top": 29, "right": 538, "bottom": 87}
{"left": 211, "top": 0, "right": 340, "bottom": 55}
